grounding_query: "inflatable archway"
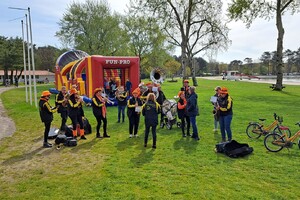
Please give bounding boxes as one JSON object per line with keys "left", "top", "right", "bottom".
{"left": 55, "top": 50, "right": 140, "bottom": 98}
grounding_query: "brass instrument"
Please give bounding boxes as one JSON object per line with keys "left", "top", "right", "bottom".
{"left": 150, "top": 68, "right": 164, "bottom": 84}
{"left": 115, "top": 89, "right": 127, "bottom": 102}
{"left": 101, "top": 91, "right": 115, "bottom": 105}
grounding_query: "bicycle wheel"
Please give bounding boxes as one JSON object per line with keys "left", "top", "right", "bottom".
{"left": 264, "top": 133, "right": 285, "bottom": 152}
{"left": 273, "top": 126, "right": 291, "bottom": 138}
{"left": 246, "top": 123, "right": 262, "bottom": 139}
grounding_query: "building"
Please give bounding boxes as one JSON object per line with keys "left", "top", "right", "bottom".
{"left": 0, "top": 70, "right": 55, "bottom": 84}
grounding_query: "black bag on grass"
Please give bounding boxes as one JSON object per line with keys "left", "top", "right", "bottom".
{"left": 64, "top": 137, "right": 77, "bottom": 147}
{"left": 216, "top": 140, "right": 253, "bottom": 158}
{"left": 55, "top": 134, "right": 67, "bottom": 145}
{"left": 83, "top": 117, "right": 92, "bottom": 134}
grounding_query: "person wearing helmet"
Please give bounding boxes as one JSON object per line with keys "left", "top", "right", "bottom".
{"left": 39, "top": 90, "right": 57, "bottom": 148}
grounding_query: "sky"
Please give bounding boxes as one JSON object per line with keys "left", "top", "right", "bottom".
{"left": 1, "top": 0, "right": 300, "bottom": 64}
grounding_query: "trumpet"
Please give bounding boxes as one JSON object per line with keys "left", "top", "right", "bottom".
{"left": 101, "top": 92, "right": 114, "bottom": 105}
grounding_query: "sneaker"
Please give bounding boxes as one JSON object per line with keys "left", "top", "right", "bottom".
{"left": 81, "top": 135, "right": 87, "bottom": 140}
{"left": 96, "top": 134, "right": 102, "bottom": 138}
{"left": 103, "top": 135, "right": 110, "bottom": 138}
{"left": 152, "top": 145, "right": 156, "bottom": 149}
{"left": 144, "top": 144, "right": 147, "bottom": 147}
{"left": 134, "top": 134, "right": 138, "bottom": 137}
{"left": 182, "top": 134, "right": 187, "bottom": 137}
{"left": 43, "top": 142, "right": 52, "bottom": 148}
{"left": 129, "top": 134, "right": 133, "bottom": 138}
{"left": 194, "top": 137, "right": 200, "bottom": 141}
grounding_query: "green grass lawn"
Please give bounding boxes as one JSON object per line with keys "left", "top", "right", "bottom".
{"left": 0, "top": 78, "right": 300, "bottom": 200}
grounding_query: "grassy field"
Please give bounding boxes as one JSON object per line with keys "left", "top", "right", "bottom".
{"left": 0, "top": 78, "right": 299, "bottom": 200}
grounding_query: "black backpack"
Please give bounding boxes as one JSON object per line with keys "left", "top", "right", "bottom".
{"left": 216, "top": 140, "right": 253, "bottom": 158}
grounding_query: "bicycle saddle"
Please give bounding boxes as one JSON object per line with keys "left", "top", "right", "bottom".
{"left": 259, "top": 118, "right": 266, "bottom": 121}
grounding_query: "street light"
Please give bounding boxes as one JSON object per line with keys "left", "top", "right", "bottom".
{"left": 21, "top": 19, "right": 28, "bottom": 103}
{"left": 9, "top": 7, "right": 37, "bottom": 107}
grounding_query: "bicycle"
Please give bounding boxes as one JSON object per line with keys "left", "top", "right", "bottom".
{"left": 246, "top": 113, "right": 291, "bottom": 139}
{"left": 264, "top": 122, "right": 300, "bottom": 152}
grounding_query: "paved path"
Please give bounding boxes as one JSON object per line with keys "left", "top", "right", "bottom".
{"left": 0, "top": 86, "right": 16, "bottom": 140}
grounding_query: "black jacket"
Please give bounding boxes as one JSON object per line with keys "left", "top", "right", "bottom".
{"left": 142, "top": 100, "right": 161, "bottom": 126}
{"left": 217, "top": 94, "right": 233, "bottom": 116}
{"left": 39, "top": 98, "right": 56, "bottom": 123}
{"left": 186, "top": 92, "right": 198, "bottom": 117}
{"left": 55, "top": 91, "right": 67, "bottom": 113}
{"left": 92, "top": 95, "right": 105, "bottom": 117}
{"left": 127, "top": 96, "right": 143, "bottom": 119}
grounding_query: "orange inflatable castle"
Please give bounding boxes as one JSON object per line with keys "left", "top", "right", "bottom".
{"left": 54, "top": 50, "right": 140, "bottom": 98}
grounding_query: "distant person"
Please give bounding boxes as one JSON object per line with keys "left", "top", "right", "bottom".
{"left": 211, "top": 86, "right": 221, "bottom": 132}
{"left": 183, "top": 79, "right": 190, "bottom": 99}
{"left": 68, "top": 88, "right": 86, "bottom": 140}
{"left": 142, "top": 93, "right": 161, "bottom": 148}
{"left": 39, "top": 90, "right": 57, "bottom": 148}
{"left": 217, "top": 87, "right": 233, "bottom": 142}
{"left": 14, "top": 76, "right": 18, "bottom": 87}
{"left": 155, "top": 84, "right": 166, "bottom": 127}
{"left": 92, "top": 88, "right": 110, "bottom": 138}
{"left": 125, "top": 78, "right": 132, "bottom": 96}
{"left": 127, "top": 89, "right": 143, "bottom": 138}
{"left": 55, "top": 86, "right": 68, "bottom": 133}
{"left": 177, "top": 91, "right": 190, "bottom": 137}
{"left": 186, "top": 86, "right": 199, "bottom": 140}
{"left": 115, "top": 86, "right": 128, "bottom": 123}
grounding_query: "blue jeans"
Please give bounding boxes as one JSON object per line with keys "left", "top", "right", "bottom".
{"left": 190, "top": 116, "right": 199, "bottom": 138}
{"left": 219, "top": 115, "right": 232, "bottom": 141}
{"left": 118, "top": 105, "right": 126, "bottom": 122}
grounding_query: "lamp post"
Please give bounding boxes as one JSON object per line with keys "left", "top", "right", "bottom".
{"left": 21, "top": 19, "right": 28, "bottom": 102}
{"left": 9, "top": 6, "right": 37, "bottom": 107}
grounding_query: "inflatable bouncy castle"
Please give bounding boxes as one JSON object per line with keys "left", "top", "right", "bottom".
{"left": 54, "top": 50, "right": 140, "bottom": 98}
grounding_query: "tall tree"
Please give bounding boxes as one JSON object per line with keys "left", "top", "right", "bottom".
{"left": 244, "top": 57, "right": 253, "bottom": 75}
{"left": 56, "top": 0, "right": 127, "bottom": 55}
{"left": 283, "top": 49, "right": 294, "bottom": 74}
{"left": 123, "top": 15, "right": 173, "bottom": 75}
{"left": 35, "top": 46, "right": 61, "bottom": 71}
{"left": 228, "top": 0, "right": 300, "bottom": 90}
{"left": 0, "top": 36, "right": 23, "bottom": 85}
{"left": 130, "top": 0, "right": 230, "bottom": 86}
{"left": 295, "top": 48, "right": 300, "bottom": 73}
{"left": 260, "top": 51, "right": 272, "bottom": 75}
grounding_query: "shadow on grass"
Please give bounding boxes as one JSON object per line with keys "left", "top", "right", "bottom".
{"left": 70, "top": 137, "right": 99, "bottom": 153}
{"left": 1, "top": 146, "right": 52, "bottom": 166}
{"left": 173, "top": 137, "right": 198, "bottom": 154}
{"left": 130, "top": 148, "right": 154, "bottom": 167}
{"left": 116, "top": 136, "right": 143, "bottom": 151}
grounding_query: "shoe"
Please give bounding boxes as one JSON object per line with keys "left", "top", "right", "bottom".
{"left": 103, "top": 135, "right": 110, "bottom": 138}
{"left": 96, "top": 134, "right": 102, "bottom": 138}
{"left": 194, "top": 137, "right": 200, "bottom": 141}
{"left": 81, "top": 135, "right": 87, "bottom": 140}
{"left": 134, "top": 134, "right": 138, "bottom": 137}
{"left": 152, "top": 145, "right": 156, "bottom": 149}
{"left": 213, "top": 129, "right": 218, "bottom": 132}
{"left": 144, "top": 144, "right": 147, "bottom": 147}
{"left": 187, "top": 134, "right": 191, "bottom": 137}
{"left": 117, "top": 121, "right": 120, "bottom": 123}
{"left": 183, "top": 134, "right": 187, "bottom": 137}
{"left": 129, "top": 134, "right": 133, "bottom": 138}
{"left": 43, "top": 142, "right": 52, "bottom": 148}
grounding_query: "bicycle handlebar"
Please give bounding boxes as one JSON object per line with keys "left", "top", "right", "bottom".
{"left": 295, "top": 122, "right": 300, "bottom": 127}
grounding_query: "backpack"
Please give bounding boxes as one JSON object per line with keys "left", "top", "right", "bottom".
{"left": 55, "top": 134, "right": 67, "bottom": 145}
{"left": 83, "top": 117, "right": 92, "bottom": 134}
{"left": 216, "top": 140, "right": 253, "bottom": 158}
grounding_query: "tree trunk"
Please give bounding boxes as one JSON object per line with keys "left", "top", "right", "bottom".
{"left": 181, "top": 40, "right": 188, "bottom": 83}
{"left": 191, "top": 58, "right": 198, "bottom": 86}
{"left": 274, "top": 0, "right": 284, "bottom": 91}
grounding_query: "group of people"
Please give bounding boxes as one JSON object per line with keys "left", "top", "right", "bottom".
{"left": 39, "top": 79, "right": 229, "bottom": 149}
